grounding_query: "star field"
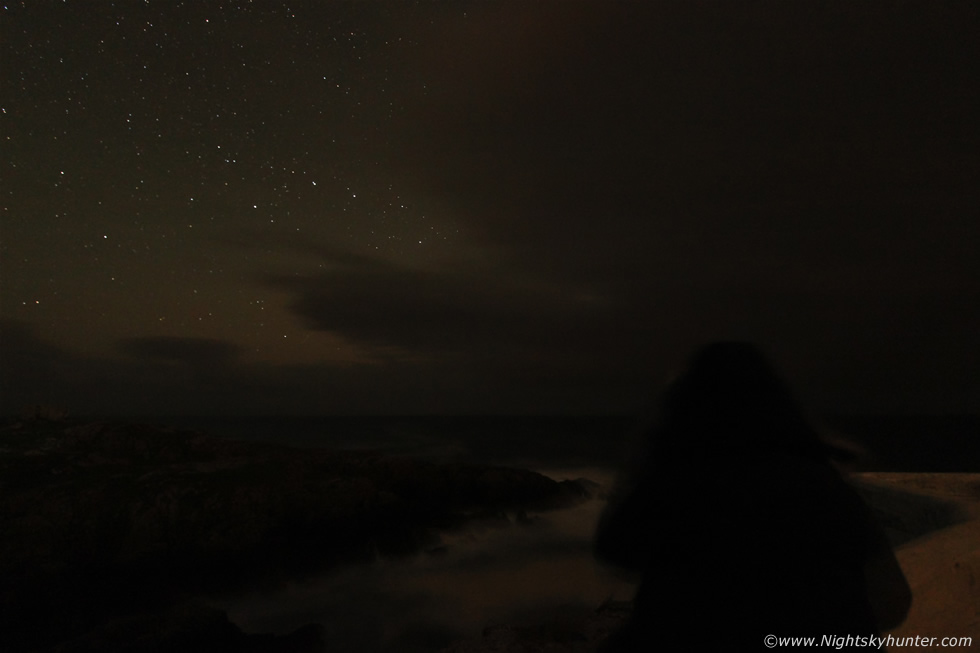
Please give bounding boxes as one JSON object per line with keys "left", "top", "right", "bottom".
{"left": 3, "top": 1, "right": 462, "bottom": 367}
{"left": 2, "top": 1, "right": 979, "bottom": 415}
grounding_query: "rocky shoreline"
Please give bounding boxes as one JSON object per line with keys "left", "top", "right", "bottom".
{"left": 0, "top": 418, "right": 599, "bottom": 652}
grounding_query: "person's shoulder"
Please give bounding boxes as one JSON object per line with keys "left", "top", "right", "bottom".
{"left": 749, "top": 447, "right": 848, "bottom": 487}
{"left": 750, "top": 449, "right": 876, "bottom": 538}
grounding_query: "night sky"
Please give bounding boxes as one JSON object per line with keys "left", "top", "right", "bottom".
{"left": 2, "top": 1, "right": 978, "bottom": 416}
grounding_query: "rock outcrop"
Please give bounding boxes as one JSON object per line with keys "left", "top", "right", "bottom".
{"left": 0, "top": 419, "right": 594, "bottom": 652}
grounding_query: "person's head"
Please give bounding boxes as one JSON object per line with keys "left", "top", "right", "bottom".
{"left": 658, "top": 341, "right": 819, "bottom": 453}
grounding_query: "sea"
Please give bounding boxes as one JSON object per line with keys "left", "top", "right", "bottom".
{"left": 156, "top": 415, "right": 637, "bottom": 470}
{"left": 157, "top": 413, "right": 980, "bottom": 473}
{"left": 139, "top": 414, "right": 978, "bottom": 652}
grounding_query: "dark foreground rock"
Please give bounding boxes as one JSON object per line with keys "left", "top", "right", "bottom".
{"left": 41, "top": 602, "right": 325, "bottom": 653}
{"left": 440, "top": 600, "right": 632, "bottom": 653}
{"left": 0, "top": 419, "right": 594, "bottom": 652}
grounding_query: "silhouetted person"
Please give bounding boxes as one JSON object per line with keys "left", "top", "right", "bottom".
{"left": 594, "top": 342, "right": 910, "bottom": 650}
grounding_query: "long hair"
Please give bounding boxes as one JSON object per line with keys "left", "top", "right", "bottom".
{"left": 653, "top": 341, "right": 828, "bottom": 459}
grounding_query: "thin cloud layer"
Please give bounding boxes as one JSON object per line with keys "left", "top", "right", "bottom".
{"left": 268, "top": 254, "right": 617, "bottom": 360}
{"left": 118, "top": 336, "right": 246, "bottom": 367}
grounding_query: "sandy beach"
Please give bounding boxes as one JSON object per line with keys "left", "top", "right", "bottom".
{"left": 854, "top": 473, "right": 980, "bottom": 650}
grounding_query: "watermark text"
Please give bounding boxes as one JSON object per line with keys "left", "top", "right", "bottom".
{"left": 763, "top": 634, "right": 973, "bottom": 649}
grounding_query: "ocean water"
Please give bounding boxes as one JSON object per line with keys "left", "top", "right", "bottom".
{"left": 158, "top": 415, "right": 639, "bottom": 470}
{"left": 209, "top": 484, "right": 633, "bottom": 653}
{"left": 158, "top": 414, "right": 980, "bottom": 473}
{"left": 154, "top": 414, "right": 977, "bottom": 652}
{"left": 160, "top": 417, "right": 639, "bottom": 652}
